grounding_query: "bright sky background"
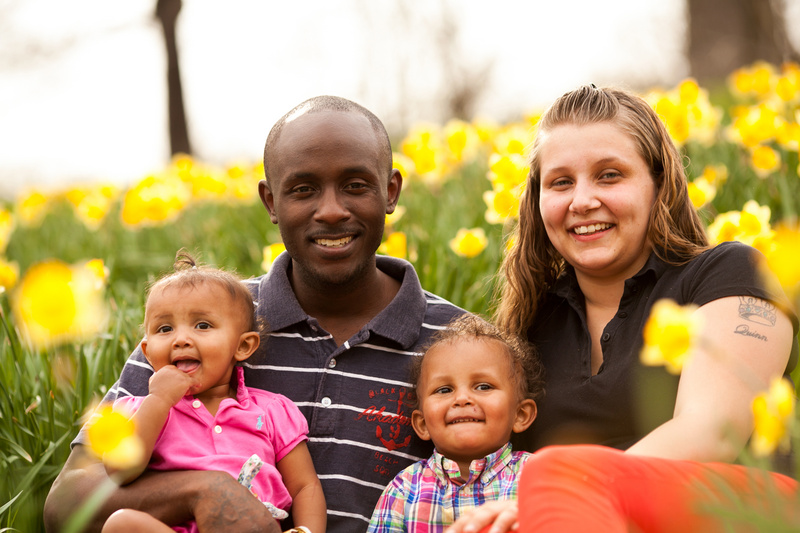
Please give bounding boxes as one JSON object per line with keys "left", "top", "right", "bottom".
{"left": 0, "top": 0, "right": 796, "bottom": 199}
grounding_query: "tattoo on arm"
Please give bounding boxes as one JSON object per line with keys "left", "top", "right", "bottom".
{"left": 737, "top": 296, "right": 776, "bottom": 326}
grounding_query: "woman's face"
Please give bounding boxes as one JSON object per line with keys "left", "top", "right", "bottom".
{"left": 538, "top": 121, "right": 657, "bottom": 283}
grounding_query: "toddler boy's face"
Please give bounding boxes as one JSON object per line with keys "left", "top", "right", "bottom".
{"left": 411, "top": 337, "right": 535, "bottom": 471}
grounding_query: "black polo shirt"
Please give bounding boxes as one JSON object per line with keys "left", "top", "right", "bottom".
{"left": 515, "top": 241, "right": 798, "bottom": 452}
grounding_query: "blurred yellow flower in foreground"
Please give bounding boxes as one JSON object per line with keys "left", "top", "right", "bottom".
{"left": 87, "top": 404, "right": 144, "bottom": 470}
{"left": 261, "top": 243, "right": 287, "bottom": 272}
{"left": 751, "top": 377, "right": 795, "bottom": 457}
{"left": 379, "top": 231, "right": 407, "bottom": 259}
{"left": 647, "top": 79, "right": 721, "bottom": 146}
{"left": 0, "top": 258, "right": 19, "bottom": 293}
{"left": 640, "top": 299, "right": 701, "bottom": 374}
{"left": 12, "top": 259, "right": 108, "bottom": 348}
{"left": 763, "top": 222, "right": 800, "bottom": 302}
{"left": 449, "top": 228, "right": 488, "bottom": 258}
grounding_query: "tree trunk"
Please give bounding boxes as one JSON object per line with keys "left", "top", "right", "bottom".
{"left": 687, "top": 0, "right": 799, "bottom": 86}
{"left": 155, "top": 0, "right": 192, "bottom": 156}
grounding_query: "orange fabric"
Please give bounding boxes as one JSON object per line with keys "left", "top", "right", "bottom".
{"left": 517, "top": 445, "right": 798, "bottom": 533}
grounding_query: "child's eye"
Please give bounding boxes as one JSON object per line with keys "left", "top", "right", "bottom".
{"left": 196, "top": 322, "right": 212, "bottom": 330}
{"left": 433, "top": 386, "right": 452, "bottom": 395}
{"left": 156, "top": 325, "right": 172, "bottom": 334}
{"left": 476, "top": 383, "right": 493, "bottom": 391}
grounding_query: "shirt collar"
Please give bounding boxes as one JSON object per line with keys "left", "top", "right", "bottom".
{"left": 258, "top": 252, "right": 428, "bottom": 349}
{"left": 552, "top": 250, "right": 667, "bottom": 300}
{"left": 432, "top": 442, "right": 514, "bottom": 485}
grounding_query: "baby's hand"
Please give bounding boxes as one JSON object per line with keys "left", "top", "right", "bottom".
{"left": 148, "top": 365, "right": 195, "bottom": 407}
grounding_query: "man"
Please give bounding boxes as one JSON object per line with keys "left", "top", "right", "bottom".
{"left": 44, "top": 96, "right": 466, "bottom": 533}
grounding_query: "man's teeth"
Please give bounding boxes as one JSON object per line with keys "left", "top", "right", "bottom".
{"left": 574, "top": 223, "right": 612, "bottom": 235}
{"left": 316, "top": 237, "right": 353, "bottom": 247}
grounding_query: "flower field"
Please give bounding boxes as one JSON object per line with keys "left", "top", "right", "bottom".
{"left": 2, "top": 61, "right": 800, "bottom": 530}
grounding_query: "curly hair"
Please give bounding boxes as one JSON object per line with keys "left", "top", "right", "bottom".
{"left": 408, "top": 314, "right": 544, "bottom": 410}
{"left": 144, "top": 249, "right": 260, "bottom": 335}
{"left": 495, "top": 85, "right": 709, "bottom": 336}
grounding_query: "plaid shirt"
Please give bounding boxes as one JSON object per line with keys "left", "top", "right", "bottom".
{"left": 367, "top": 443, "right": 530, "bottom": 533}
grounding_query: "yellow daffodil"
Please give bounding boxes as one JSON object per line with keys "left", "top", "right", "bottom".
{"left": 647, "top": 80, "right": 721, "bottom": 146}
{"left": 378, "top": 231, "right": 407, "bottom": 259}
{"left": 687, "top": 176, "right": 716, "bottom": 209}
{"left": 16, "top": 190, "right": 50, "bottom": 226}
{"left": 728, "top": 61, "right": 776, "bottom": 100}
{"left": 776, "top": 117, "right": 800, "bottom": 151}
{"left": 699, "top": 164, "right": 728, "bottom": 187}
{"left": 640, "top": 299, "right": 701, "bottom": 374}
{"left": 85, "top": 259, "right": 109, "bottom": 289}
{"left": 0, "top": 207, "right": 14, "bottom": 254}
{"left": 750, "top": 144, "right": 781, "bottom": 178}
{"left": 444, "top": 119, "right": 481, "bottom": 164}
{"left": 120, "top": 174, "right": 190, "bottom": 227}
{"left": 449, "top": 228, "right": 488, "bottom": 258}
{"left": 0, "top": 257, "right": 19, "bottom": 294}
{"left": 86, "top": 404, "right": 145, "bottom": 470}
{"left": 486, "top": 152, "right": 529, "bottom": 191}
{"left": 483, "top": 186, "right": 521, "bottom": 225}
{"left": 68, "top": 184, "right": 119, "bottom": 230}
{"left": 750, "top": 377, "right": 796, "bottom": 457}
{"left": 491, "top": 123, "right": 534, "bottom": 157}
{"left": 726, "top": 103, "right": 780, "bottom": 148}
{"left": 385, "top": 205, "right": 406, "bottom": 228}
{"left": 12, "top": 259, "right": 108, "bottom": 348}
{"left": 392, "top": 153, "right": 416, "bottom": 184}
{"left": 707, "top": 201, "right": 775, "bottom": 255}
{"left": 261, "top": 242, "right": 287, "bottom": 272}
{"left": 400, "top": 124, "right": 451, "bottom": 187}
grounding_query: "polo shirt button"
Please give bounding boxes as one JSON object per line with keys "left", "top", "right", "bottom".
{"left": 602, "top": 333, "right": 610, "bottom": 342}
{"left": 618, "top": 312, "right": 628, "bottom": 318}
{"left": 328, "top": 358, "right": 337, "bottom": 368}
{"left": 214, "top": 425, "right": 222, "bottom": 433}
{"left": 321, "top": 397, "right": 332, "bottom": 407}
{"left": 192, "top": 399, "right": 202, "bottom": 408}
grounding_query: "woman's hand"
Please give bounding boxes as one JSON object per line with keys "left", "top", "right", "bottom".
{"left": 445, "top": 500, "right": 519, "bottom": 533}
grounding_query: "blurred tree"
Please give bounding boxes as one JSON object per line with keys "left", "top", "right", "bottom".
{"left": 688, "top": 0, "right": 799, "bottom": 85}
{"left": 156, "top": 0, "right": 192, "bottom": 155}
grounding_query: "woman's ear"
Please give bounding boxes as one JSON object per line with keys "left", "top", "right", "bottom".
{"left": 411, "top": 409, "right": 432, "bottom": 441}
{"left": 512, "top": 399, "right": 537, "bottom": 433}
{"left": 234, "top": 332, "right": 261, "bottom": 362}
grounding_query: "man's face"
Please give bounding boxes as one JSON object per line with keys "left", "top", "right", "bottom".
{"left": 259, "top": 110, "right": 401, "bottom": 291}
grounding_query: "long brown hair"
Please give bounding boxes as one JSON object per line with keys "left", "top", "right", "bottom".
{"left": 495, "top": 85, "right": 709, "bottom": 336}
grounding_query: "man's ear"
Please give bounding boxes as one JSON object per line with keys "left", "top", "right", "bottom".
{"left": 234, "top": 332, "right": 261, "bottom": 362}
{"left": 512, "top": 399, "right": 537, "bottom": 434}
{"left": 385, "top": 169, "right": 403, "bottom": 214}
{"left": 258, "top": 180, "right": 278, "bottom": 224}
{"left": 411, "top": 409, "right": 431, "bottom": 441}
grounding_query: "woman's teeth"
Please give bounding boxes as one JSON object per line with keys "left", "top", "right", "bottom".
{"left": 574, "top": 223, "right": 611, "bottom": 235}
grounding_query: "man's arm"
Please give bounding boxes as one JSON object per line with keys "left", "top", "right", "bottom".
{"left": 44, "top": 445, "right": 280, "bottom": 533}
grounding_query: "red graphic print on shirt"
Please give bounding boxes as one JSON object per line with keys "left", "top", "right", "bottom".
{"left": 358, "top": 387, "right": 413, "bottom": 452}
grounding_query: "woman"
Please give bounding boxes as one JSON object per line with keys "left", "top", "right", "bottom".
{"left": 448, "top": 85, "right": 798, "bottom": 533}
